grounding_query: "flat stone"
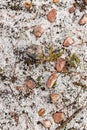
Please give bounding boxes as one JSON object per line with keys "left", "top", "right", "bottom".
{"left": 47, "top": 9, "right": 57, "bottom": 22}
{"left": 42, "top": 119, "right": 52, "bottom": 128}
{"left": 50, "top": 93, "right": 60, "bottom": 103}
{"left": 34, "top": 25, "right": 44, "bottom": 37}
{"left": 52, "top": 112, "right": 65, "bottom": 123}
{"left": 55, "top": 58, "right": 66, "bottom": 72}
{"left": 46, "top": 73, "right": 57, "bottom": 88}
{"left": 25, "top": 78, "right": 36, "bottom": 89}
{"left": 63, "top": 37, "right": 74, "bottom": 47}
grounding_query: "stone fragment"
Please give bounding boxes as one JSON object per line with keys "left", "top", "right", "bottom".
{"left": 46, "top": 73, "right": 57, "bottom": 88}
{"left": 25, "top": 78, "right": 36, "bottom": 89}
{"left": 63, "top": 37, "right": 74, "bottom": 47}
{"left": 47, "top": 9, "right": 57, "bottom": 22}
{"left": 38, "top": 108, "right": 45, "bottom": 116}
{"left": 56, "top": 58, "right": 66, "bottom": 72}
{"left": 50, "top": 93, "right": 60, "bottom": 103}
{"left": 53, "top": 0, "right": 59, "bottom": 3}
{"left": 52, "top": 112, "right": 65, "bottom": 123}
{"left": 16, "top": 86, "right": 25, "bottom": 92}
{"left": 42, "top": 119, "right": 52, "bottom": 128}
{"left": 79, "top": 14, "right": 87, "bottom": 25}
{"left": 34, "top": 25, "right": 44, "bottom": 37}
{"left": 69, "top": 6, "right": 76, "bottom": 13}
{"left": 24, "top": 2, "right": 32, "bottom": 10}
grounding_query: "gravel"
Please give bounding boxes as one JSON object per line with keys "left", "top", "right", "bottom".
{"left": 0, "top": 0, "right": 87, "bottom": 130}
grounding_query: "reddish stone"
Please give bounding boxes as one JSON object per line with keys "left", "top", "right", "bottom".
{"left": 46, "top": 73, "right": 57, "bottom": 88}
{"left": 63, "top": 37, "right": 74, "bottom": 47}
{"left": 47, "top": 9, "right": 57, "bottom": 22}
{"left": 52, "top": 112, "right": 65, "bottom": 123}
{"left": 56, "top": 58, "right": 66, "bottom": 72}
{"left": 79, "top": 14, "right": 87, "bottom": 25}
{"left": 25, "top": 79, "right": 36, "bottom": 89}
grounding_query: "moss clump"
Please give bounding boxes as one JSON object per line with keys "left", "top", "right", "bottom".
{"left": 39, "top": 46, "right": 63, "bottom": 63}
{"left": 67, "top": 53, "right": 80, "bottom": 67}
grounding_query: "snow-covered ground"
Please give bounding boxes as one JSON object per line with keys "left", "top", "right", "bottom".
{"left": 0, "top": 0, "right": 87, "bottom": 130}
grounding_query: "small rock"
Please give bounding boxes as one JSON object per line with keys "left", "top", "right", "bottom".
{"left": 42, "top": 119, "right": 52, "bottom": 128}
{"left": 47, "top": 9, "right": 57, "bottom": 22}
{"left": 52, "top": 112, "right": 65, "bottom": 123}
{"left": 53, "top": 0, "right": 59, "bottom": 3}
{"left": 63, "top": 37, "right": 74, "bottom": 47}
{"left": 25, "top": 78, "right": 36, "bottom": 89}
{"left": 38, "top": 108, "right": 45, "bottom": 116}
{"left": 56, "top": 58, "right": 66, "bottom": 72}
{"left": 50, "top": 93, "right": 60, "bottom": 103}
{"left": 79, "top": 14, "right": 87, "bottom": 25}
{"left": 16, "top": 86, "right": 25, "bottom": 92}
{"left": 24, "top": 2, "right": 32, "bottom": 10}
{"left": 69, "top": 6, "right": 76, "bottom": 13}
{"left": 46, "top": 73, "right": 57, "bottom": 88}
{"left": 34, "top": 25, "right": 44, "bottom": 37}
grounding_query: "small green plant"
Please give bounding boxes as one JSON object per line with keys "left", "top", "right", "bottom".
{"left": 67, "top": 53, "right": 80, "bottom": 67}
{"left": 39, "top": 46, "right": 63, "bottom": 63}
{"left": 36, "top": 76, "right": 42, "bottom": 85}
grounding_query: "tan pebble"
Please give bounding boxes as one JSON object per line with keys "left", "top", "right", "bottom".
{"left": 34, "top": 25, "right": 44, "bottom": 37}
{"left": 25, "top": 79, "right": 36, "bottom": 89}
{"left": 79, "top": 14, "right": 87, "bottom": 25}
{"left": 63, "top": 37, "right": 74, "bottom": 47}
{"left": 47, "top": 9, "right": 57, "bottom": 22}
{"left": 52, "top": 112, "right": 65, "bottom": 123}
{"left": 50, "top": 93, "right": 60, "bottom": 103}
{"left": 16, "top": 86, "right": 25, "bottom": 92}
{"left": 42, "top": 119, "right": 52, "bottom": 128}
{"left": 69, "top": 6, "right": 76, "bottom": 13}
{"left": 53, "top": 0, "right": 59, "bottom": 3}
{"left": 46, "top": 73, "right": 57, "bottom": 88}
{"left": 24, "top": 2, "right": 32, "bottom": 10}
{"left": 56, "top": 58, "right": 66, "bottom": 72}
{"left": 38, "top": 108, "right": 45, "bottom": 116}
